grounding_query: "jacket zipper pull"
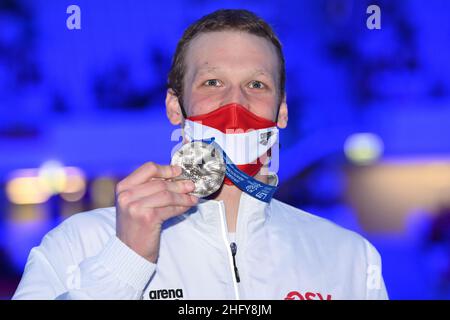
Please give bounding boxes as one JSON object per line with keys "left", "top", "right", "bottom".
{"left": 230, "top": 242, "right": 240, "bottom": 283}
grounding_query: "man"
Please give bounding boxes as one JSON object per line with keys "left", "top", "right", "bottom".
{"left": 13, "top": 9, "right": 388, "bottom": 300}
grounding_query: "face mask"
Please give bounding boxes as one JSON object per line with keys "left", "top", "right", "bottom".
{"left": 183, "top": 103, "right": 279, "bottom": 185}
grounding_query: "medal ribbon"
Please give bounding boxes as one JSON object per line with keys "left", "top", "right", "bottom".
{"left": 201, "top": 137, "right": 278, "bottom": 203}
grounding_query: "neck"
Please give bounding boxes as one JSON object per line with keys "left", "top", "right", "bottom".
{"left": 211, "top": 170, "right": 268, "bottom": 233}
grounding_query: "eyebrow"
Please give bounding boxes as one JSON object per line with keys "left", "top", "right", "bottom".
{"left": 251, "top": 69, "right": 270, "bottom": 77}
{"left": 194, "top": 66, "right": 220, "bottom": 77}
{"left": 194, "top": 66, "right": 272, "bottom": 79}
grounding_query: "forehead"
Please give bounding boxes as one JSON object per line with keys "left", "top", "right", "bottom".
{"left": 184, "top": 31, "right": 279, "bottom": 78}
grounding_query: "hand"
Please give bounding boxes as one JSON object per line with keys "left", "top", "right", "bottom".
{"left": 115, "top": 162, "right": 198, "bottom": 263}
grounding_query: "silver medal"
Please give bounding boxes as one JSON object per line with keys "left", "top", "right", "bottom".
{"left": 171, "top": 141, "right": 226, "bottom": 198}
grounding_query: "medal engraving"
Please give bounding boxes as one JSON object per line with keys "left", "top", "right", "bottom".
{"left": 171, "top": 141, "right": 225, "bottom": 197}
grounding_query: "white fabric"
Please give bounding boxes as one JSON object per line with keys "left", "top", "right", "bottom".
{"left": 13, "top": 192, "right": 388, "bottom": 300}
{"left": 183, "top": 120, "right": 279, "bottom": 165}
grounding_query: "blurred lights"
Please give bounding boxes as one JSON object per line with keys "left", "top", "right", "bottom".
{"left": 38, "top": 160, "right": 67, "bottom": 193}
{"left": 344, "top": 133, "right": 384, "bottom": 165}
{"left": 346, "top": 160, "right": 450, "bottom": 232}
{"left": 6, "top": 174, "right": 52, "bottom": 205}
{"left": 9, "top": 204, "right": 47, "bottom": 222}
{"left": 6, "top": 161, "right": 86, "bottom": 205}
{"left": 60, "top": 167, "right": 87, "bottom": 202}
{"left": 91, "top": 177, "right": 117, "bottom": 208}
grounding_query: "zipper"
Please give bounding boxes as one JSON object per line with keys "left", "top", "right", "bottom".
{"left": 230, "top": 242, "right": 240, "bottom": 282}
{"left": 218, "top": 201, "right": 240, "bottom": 300}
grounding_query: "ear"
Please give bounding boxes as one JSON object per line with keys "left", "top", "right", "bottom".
{"left": 166, "top": 89, "right": 183, "bottom": 125}
{"left": 276, "top": 93, "right": 288, "bottom": 129}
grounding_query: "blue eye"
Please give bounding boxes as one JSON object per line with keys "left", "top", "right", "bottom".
{"left": 248, "top": 81, "right": 265, "bottom": 89}
{"left": 204, "top": 79, "right": 221, "bottom": 87}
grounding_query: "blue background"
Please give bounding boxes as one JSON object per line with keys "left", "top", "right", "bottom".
{"left": 1, "top": 0, "right": 450, "bottom": 299}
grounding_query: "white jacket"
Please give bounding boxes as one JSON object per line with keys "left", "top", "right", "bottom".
{"left": 12, "top": 191, "right": 388, "bottom": 300}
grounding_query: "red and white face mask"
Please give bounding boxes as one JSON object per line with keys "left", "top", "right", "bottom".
{"left": 183, "top": 103, "right": 279, "bottom": 185}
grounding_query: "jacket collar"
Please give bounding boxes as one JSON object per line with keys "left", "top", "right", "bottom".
{"left": 184, "top": 173, "right": 278, "bottom": 246}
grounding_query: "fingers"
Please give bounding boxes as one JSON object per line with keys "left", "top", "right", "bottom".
{"left": 119, "top": 179, "right": 196, "bottom": 203}
{"left": 139, "top": 190, "right": 198, "bottom": 209}
{"left": 117, "top": 163, "right": 182, "bottom": 193}
{"left": 124, "top": 191, "right": 198, "bottom": 223}
{"left": 154, "top": 205, "right": 194, "bottom": 221}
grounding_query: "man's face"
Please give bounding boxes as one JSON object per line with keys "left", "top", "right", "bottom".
{"left": 167, "top": 30, "right": 287, "bottom": 126}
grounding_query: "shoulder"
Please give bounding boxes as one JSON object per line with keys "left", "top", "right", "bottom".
{"left": 60, "top": 207, "right": 116, "bottom": 244}
{"left": 270, "top": 199, "right": 379, "bottom": 259}
{"left": 269, "top": 199, "right": 387, "bottom": 299}
{"left": 270, "top": 198, "right": 357, "bottom": 238}
{"left": 60, "top": 207, "right": 116, "bottom": 235}
{"left": 38, "top": 207, "right": 117, "bottom": 260}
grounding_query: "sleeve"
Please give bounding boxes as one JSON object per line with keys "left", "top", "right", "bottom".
{"left": 12, "top": 228, "right": 156, "bottom": 300}
{"left": 363, "top": 238, "right": 389, "bottom": 300}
